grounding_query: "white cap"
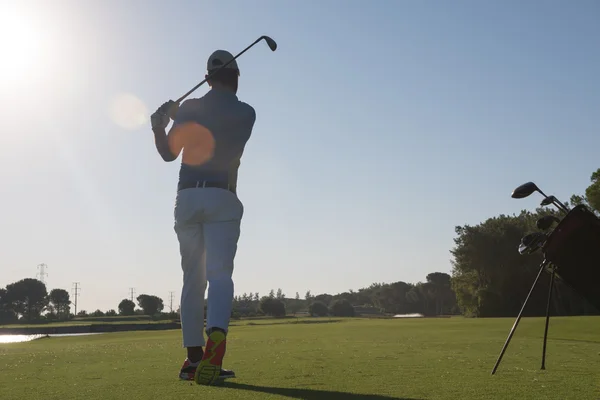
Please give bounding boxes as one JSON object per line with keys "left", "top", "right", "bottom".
{"left": 207, "top": 50, "right": 240, "bottom": 75}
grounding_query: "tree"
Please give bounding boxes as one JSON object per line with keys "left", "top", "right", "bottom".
{"left": 425, "top": 272, "right": 455, "bottom": 315}
{"left": 91, "top": 309, "right": 104, "bottom": 317}
{"left": 329, "top": 299, "right": 355, "bottom": 317}
{"left": 268, "top": 289, "right": 275, "bottom": 299}
{"left": 451, "top": 212, "right": 539, "bottom": 317}
{"left": 305, "top": 290, "right": 312, "bottom": 301}
{"left": 308, "top": 301, "right": 328, "bottom": 317}
{"left": 136, "top": 294, "right": 164, "bottom": 316}
{"left": 118, "top": 299, "right": 136, "bottom": 316}
{"left": 405, "top": 286, "right": 423, "bottom": 313}
{"left": 416, "top": 282, "right": 436, "bottom": 316}
{"left": 286, "top": 299, "right": 304, "bottom": 315}
{"left": 369, "top": 282, "right": 413, "bottom": 314}
{"left": 295, "top": 292, "right": 300, "bottom": 300}
{"left": 0, "top": 288, "right": 7, "bottom": 309}
{"left": 49, "top": 289, "right": 71, "bottom": 320}
{"left": 105, "top": 309, "right": 117, "bottom": 316}
{"left": 314, "top": 294, "right": 333, "bottom": 306}
{"left": 4, "top": 278, "right": 48, "bottom": 321}
{"left": 276, "top": 288, "right": 284, "bottom": 299}
{"left": 259, "top": 297, "right": 286, "bottom": 317}
{"left": 0, "top": 288, "right": 17, "bottom": 324}
{"left": 584, "top": 168, "right": 600, "bottom": 213}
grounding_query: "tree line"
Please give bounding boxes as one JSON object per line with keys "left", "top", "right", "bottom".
{"left": 232, "top": 272, "right": 458, "bottom": 318}
{"left": 2, "top": 168, "right": 598, "bottom": 324}
{"left": 0, "top": 270, "right": 458, "bottom": 324}
{"left": 0, "top": 279, "right": 177, "bottom": 324}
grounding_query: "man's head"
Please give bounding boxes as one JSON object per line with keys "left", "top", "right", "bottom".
{"left": 206, "top": 50, "right": 240, "bottom": 93}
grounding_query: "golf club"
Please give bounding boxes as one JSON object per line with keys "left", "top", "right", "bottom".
{"left": 164, "top": 35, "right": 277, "bottom": 119}
{"left": 511, "top": 182, "right": 548, "bottom": 199}
{"left": 536, "top": 215, "right": 561, "bottom": 231}
{"left": 540, "top": 195, "right": 570, "bottom": 214}
{"left": 518, "top": 232, "right": 548, "bottom": 255}
{"left": 511, "top": 181, "right": 570, "bottom": 214}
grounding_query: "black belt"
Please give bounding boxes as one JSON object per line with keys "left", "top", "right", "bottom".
{"left": 177, "top": 181, "right": 235, "bottom": 193}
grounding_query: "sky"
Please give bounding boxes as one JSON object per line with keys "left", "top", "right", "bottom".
{"left": 1, "top": 0, "right": 599, "bottom": 313}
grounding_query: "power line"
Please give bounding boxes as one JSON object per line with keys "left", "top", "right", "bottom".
{"left": 36, "top": 263, "right": 48, "bottom": 284}
{"left": 72, "top": 282, "right": 81, "bottom": 316}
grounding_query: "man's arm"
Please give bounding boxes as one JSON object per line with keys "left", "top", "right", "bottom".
{"left": 153, "top": 126, "right": 177, "bottom": 162}
{"left": 150, "top": 101, "right": 183, "bottom": 162}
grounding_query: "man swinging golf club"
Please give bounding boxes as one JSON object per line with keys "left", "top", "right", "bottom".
{"left": 150, "top": 49, "right": 256, "bottom": 385}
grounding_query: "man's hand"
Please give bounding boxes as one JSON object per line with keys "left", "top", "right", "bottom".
{"left": 151, "top": 101, "right": 179, "bottom": 130}
{"left": 151, "top": 100, "right": 179, "bottom": 162}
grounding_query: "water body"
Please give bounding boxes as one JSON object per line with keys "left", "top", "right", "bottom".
{"left": 0, "top": 333, "right": 103, "bottom": 344}
{"left": 393, "top": 313, "right": 424, "bottom": 318}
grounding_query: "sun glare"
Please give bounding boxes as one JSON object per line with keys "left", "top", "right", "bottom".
{"left": 108, "top": 93, "right": 149, "bottom": 131}
{"left": 0, "top": 6, "right": 44, "bottom": 80}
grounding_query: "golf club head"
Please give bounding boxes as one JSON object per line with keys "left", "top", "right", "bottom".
{"left": 261, "top": 36, "right": 277, "bottom": 51}
{"left": 540, "top": 196, "right": 556, "bottom": 206}
{"left": 536, "top": 215, "right": 561, "bottom": 230}
{"left": 540, "top": 195, "right": 570, "bottom": 214}
{"left": 518, "top": 232, "right": 547, "bottom": 255}
{"left": 511, "top": 182, "right": 539, "bottom": 199}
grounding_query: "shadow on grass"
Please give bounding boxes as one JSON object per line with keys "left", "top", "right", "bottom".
{"left": 551, "top": 337, "right": 600, "bottom": 344}
{"left": 223, "top": 382, "right": 420, "bottom": 400}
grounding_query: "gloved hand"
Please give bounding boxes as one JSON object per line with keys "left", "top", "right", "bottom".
{"left": 151, "top": 100, "right": 179, "bottom": 130}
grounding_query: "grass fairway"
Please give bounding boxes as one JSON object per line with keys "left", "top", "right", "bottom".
{"left": 1, "top": 317, "right": 599, "bottom": 400}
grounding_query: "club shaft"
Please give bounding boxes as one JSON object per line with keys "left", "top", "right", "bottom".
{"left": 541, "top": 266, "right": 556, "bottom": 370}
{"left": 175, "top": 37, "right": 264, "bottom": 104}
{"left": 540, "top": 189, "right": 569, "bottom": 213}
{"left": 491, "top": 259, "right": 549, "bottom": 375}
{"left": 553, "top": 200, "right": 569, "bottom": 214}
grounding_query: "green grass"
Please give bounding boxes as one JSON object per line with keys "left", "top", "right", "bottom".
{"left": 0, "top": 317, "right": 599, "bottom": 399}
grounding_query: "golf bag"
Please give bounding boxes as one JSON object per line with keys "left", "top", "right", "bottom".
{"left": 492, "top": 203, "right": 600, "bottom": 374}
{"left": 542, "top": 204, "right": 600, "bottom": 311}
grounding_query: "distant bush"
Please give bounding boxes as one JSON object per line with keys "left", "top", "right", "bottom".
{"left": 259, "top": 297, "right": 286, "bottom": 317}
{"left": 90, "top": 309, "right": 105, "bottom": 317}
{"left": 329, "top": 299, "right": 355, "bottom": 317}
{"left": 308, "top": 301, "right": 329, "bottom": 317}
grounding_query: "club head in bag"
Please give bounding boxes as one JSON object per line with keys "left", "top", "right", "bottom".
{"left": 512, "top": 182, "right": 541, "bottom": 199}
{"left": 518, "top": 232, "right": 548, "bottom": 255}
{"left": 540, "top": 195, "right": 570, "bottom": 214}
{"left": 537, "top": 215, "right": 561, "bottom": 230}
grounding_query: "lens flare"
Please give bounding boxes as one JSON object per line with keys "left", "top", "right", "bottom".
{"left": 108, "top": 93, "right": 148, "bottom": 130}
{"left": 169, "top": 122, "right": 215, "bottom": 166}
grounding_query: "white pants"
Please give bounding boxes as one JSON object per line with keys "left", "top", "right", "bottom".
{"left": 174, "top": 187, "right": 243, "bottom": 347}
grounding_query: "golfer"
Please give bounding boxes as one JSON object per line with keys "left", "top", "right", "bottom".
{"left": 150, "top": 49, "right": 256, "bottom": 385}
